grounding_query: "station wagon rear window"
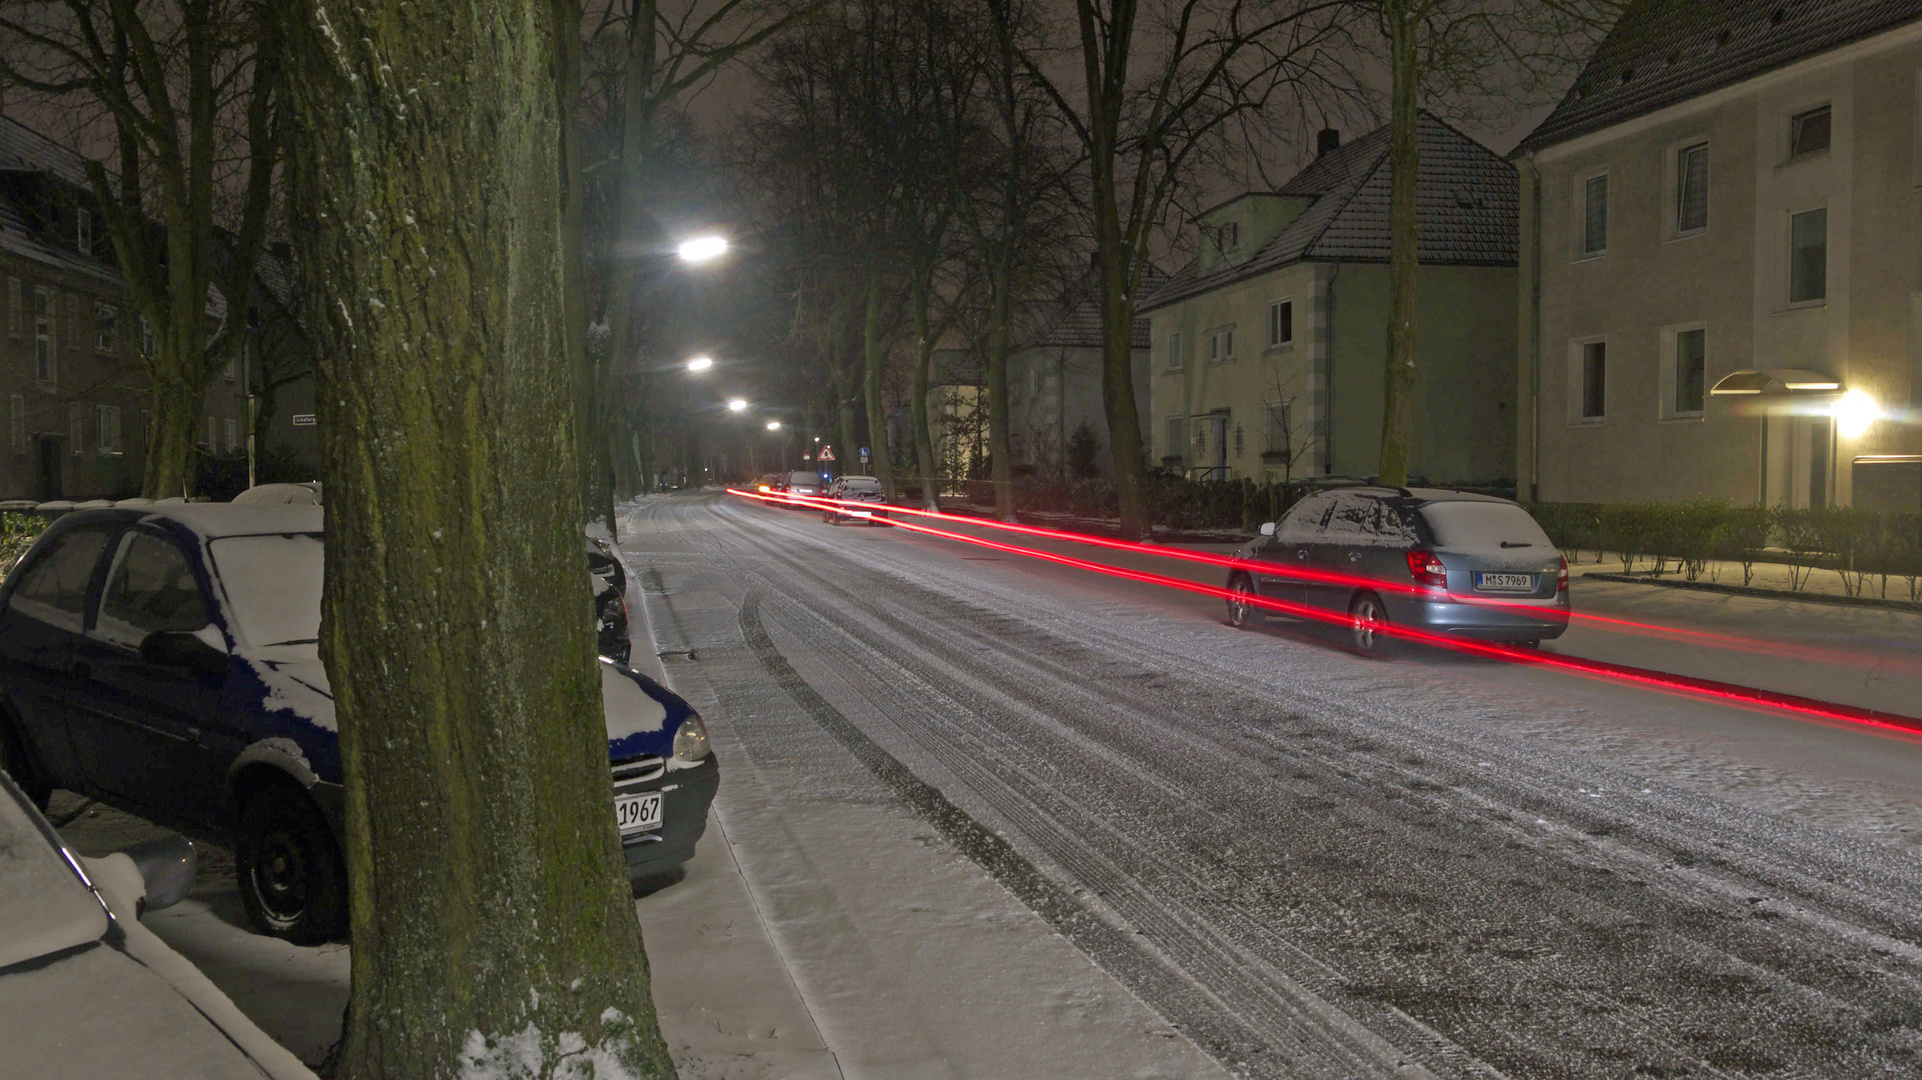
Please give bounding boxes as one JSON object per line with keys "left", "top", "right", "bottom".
{"left": 1419, "top": 502, "right": 1553, "bottom": 553}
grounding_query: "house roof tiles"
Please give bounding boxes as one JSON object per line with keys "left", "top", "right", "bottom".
{"left": 1516, "top": 0, "right": 1922, "bottom": 154}
{"left": 1140, "top": 113, "right": 1517, "bottom": 313}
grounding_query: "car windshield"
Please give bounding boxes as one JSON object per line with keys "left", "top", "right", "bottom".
{"left": 839, "top": 479, "right": 881, "bottom": 493}
{"left": 788, "top": 472, "right": 819, "bottom": 487}
{"left": 0, "top": 781, "right": 107, "bottom": 969}
{"left": 1419, "top": 501, "right": 1554, "bottom": 553}
{"left": 207, "top": 533, "right": 325, "bottom": 648}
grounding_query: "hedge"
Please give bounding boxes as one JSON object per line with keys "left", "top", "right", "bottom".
{"left": 1523, "top": 500, "right": 1922, "bottom": 600}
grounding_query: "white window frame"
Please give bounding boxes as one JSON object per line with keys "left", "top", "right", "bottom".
{"left": 1573, "top": 168, "right": 1608, "bottom": 260}
{"left": 96, "top": 404, "right": 121, "bottom": 454}
{"left": 1658, "top": 322, "right": 1708, "bottom": 421}
{"left": 1666, "top": 139, "right": 1709, "bottom": 239}
{"left": 1266, "top": 298, "right": 1294, "bottom": 349}
{"left": 205, "top": 414, "right": 217, "bottom": 450}
{"left": 224, "top": 417, "right": 238, "bottom": 453}
{"left": 77, "top": 208, "right": 92, "bottom": 255}
{"left": 1567, "top": 336, "right": 1607, "bottom": 425}
{"left": 1787, "top": 205, "right": 1828, "bottom": 307}
{"left": 1205, "top": 325, "right": 1235, "bottom": 364}
{"left": 140, "top": 315, "right": 154, "bottom": 358}
{"left": 33, "top": 287, "right": 55, "bottom": 385}
{"left": 1787, "top": 103, "right": 1832, "bottom": 162}
{"left": 1165, "top": 330, "right": 1183, "bottom": 372}
{"left": 94, "top": 303, "right": 116, "bottom": 354}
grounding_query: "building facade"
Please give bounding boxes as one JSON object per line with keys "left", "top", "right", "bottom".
{"left": 1141, "top": 115, "right": 1519, "bottom": 487}
{"left": 1514, "top": 0, "right": 1922, "bottom": 510}
{"left": 1005, "top": 276, "right": 1155, "bottom": 481}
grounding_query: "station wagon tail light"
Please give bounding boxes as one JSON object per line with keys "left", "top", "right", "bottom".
{"left": 1558, "top": 556, "right": 1569, "bottom": 592}
{"left": 1405, "top": 550, "right": 1448, "bottom": 589}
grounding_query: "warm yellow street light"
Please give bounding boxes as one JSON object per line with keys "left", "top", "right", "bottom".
{"left": 766, "top": 420, "right": 782, "bottom": 431}
{"left": 686, "top": 355, "right": 714, "bottom": 373}
{"left": 677, "top": 235, "right": 728, "bottom": 264}
{"left": 727, "top": 397, "right": 748, "bottom": 412}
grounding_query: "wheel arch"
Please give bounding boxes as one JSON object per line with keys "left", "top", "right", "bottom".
{"left": 225, "top": 738, "right": 319, "bottom": 821}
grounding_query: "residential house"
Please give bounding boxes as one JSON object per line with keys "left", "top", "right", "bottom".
{"left": 1139, "top": 116, "right": 1519, "bottom": 487}
{"left": 1513, "top": 0, "right": 1922, "bottom": 510}
{"left": 1005, "top": 270, "right": 1158, "bottom": 480}
{"left": 0, "top": 115, "right": 306, "bottom": 501}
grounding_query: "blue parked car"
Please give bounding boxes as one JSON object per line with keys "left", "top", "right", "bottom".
{"left": 0, "top": 504, "right": 718, "bottom": 943}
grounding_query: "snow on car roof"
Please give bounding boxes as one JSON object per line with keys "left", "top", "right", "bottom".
{"left": 140, "top": 504, "right": 324, "bottom": 538}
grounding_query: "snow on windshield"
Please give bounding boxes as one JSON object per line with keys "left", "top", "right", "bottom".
{"left": 0, "top": 786, "right": 107, "bottom": 970}
{"left": 1420, "top": 501, "right": 1553, "bottom": 553}
{"left": 208, "top": 533, "right": 324, "bottom": 648}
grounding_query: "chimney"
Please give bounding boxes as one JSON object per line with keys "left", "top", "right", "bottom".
{"left": 1317, "top": 128, "right": 1341, "bottom": 157}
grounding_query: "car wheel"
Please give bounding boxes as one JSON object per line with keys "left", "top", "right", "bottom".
{"left": 0, "top": 714, "right": 51, "bottom": 809}
{"left": 235, "top": 785, "right": 348, "bottom": 944}
{"left": 1226, "top": 575, "right": 1262, "bottom": 628}
{"left": 1348, "top": 593, "right": 1391, "bottom": 654}
{"left": 1509, "top": 639, "right": 1541, "bottom": 650}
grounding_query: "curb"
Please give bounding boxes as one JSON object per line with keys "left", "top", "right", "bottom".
{"left": 1581, "top": 570, "right": 1922, "bottom": 614}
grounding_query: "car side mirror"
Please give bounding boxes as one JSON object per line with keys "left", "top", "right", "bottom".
{"left": 139, "top": 630, "right": 227, "bottom": 677}
{"left": 1259, "top": 522, "right": 1276, "bottom": 536}
{"left": 122, "top": 835, "right": 197, "bottom": 912}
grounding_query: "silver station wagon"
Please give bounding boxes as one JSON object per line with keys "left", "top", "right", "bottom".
{"left": 1225, "top": 487, "right": 1570, "bottom": 652}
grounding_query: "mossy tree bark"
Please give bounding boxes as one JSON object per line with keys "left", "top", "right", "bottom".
{"left": 278, "top": 2, "right": 673, "bottom": 1077}
{"left": 861, "top": 268, "right": 896, "bottom": 498}
{"left": 1377, "top": 0, "right": 1420, "bottom": 488}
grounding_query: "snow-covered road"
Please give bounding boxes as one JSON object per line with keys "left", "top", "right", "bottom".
{"left": 637, "top": 490, "right": 1922, "bottom": 1079}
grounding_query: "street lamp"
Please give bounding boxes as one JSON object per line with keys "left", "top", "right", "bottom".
{"left": 677, "top": 235, "right": 728, "bottom": 264}
{"left": 727, "top": 397, "right": 748, "bottom": 412}
{"left": 686, "top": 355, "right": 713, "bottom": 373}
{"left": 766, "top": 420, "right": 782, "bottom": 431}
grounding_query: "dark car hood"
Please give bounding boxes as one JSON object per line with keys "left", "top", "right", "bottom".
{"left": 245, "top": 653, "right": 695, "bottom": 771}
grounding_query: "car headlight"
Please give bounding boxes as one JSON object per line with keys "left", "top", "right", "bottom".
{"left": 672, "top": 714, "right": 711, "bottom": 762}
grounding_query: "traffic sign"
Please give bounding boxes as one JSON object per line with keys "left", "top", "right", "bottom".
{"left": 819, "top": 446, "right": 836, "bottom": 462}
{"left": 859, "top": 446, "right": 870, "bottom": 465}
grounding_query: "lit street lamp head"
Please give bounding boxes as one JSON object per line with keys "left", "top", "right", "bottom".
{"left": 678, "top": 235, "right": 728, "bottom": 264}
{"left": 686, "top": 355, "right": 714, "bottom": 373}
{"left": 766, "top": 420, "right": 782, "bottom": 431}
{"left": 727, "top": 398, "right": 748, "bottom": 412}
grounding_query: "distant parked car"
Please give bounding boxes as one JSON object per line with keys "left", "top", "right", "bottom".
{"left": 822, "top": 475, "right": 887, "bottom": 524}
{"left": 1225, "top": 488, "right": 1568, "bottom": 653}
{"left": 0, "top": 505, "right": 718, "bottom": 943}
{"left": 231, "top": 482, "right": 322, "bottom": 506}
{"left": 751, "top": 473, "right": 782, "bottom": 494}
{"left": 0, "top": 770, "right": 318, "bottom": 1079}
{"left": 783, "top": 469, "right": 824, "bottom": 506}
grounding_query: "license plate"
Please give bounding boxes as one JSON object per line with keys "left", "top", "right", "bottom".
{"left": 1476, "top": 572, "right": 1535, "bottom": 592}
{"left": 615, "top": 791, "right": 663, "bottom": 835}
{"left": 850, "top": 509, "right": 872, "bottom": 517}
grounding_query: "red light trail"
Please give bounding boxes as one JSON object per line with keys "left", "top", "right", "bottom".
{"left": 726, "top": 486, "right": 1922, "bottom": 738}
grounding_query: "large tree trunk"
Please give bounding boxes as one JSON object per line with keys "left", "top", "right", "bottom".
{"left": 142, "top": 372, "right": 205, "bottom": 498}
{"left": 985, "top": 262, "right": 1015, "bottom": 521}
{"left": 861, "top": 268, "right": 895, "bottom": 498}
{"left": 1092, "top": 195, "right": 1148, "bottom": 539}
{"left": 279, "top": 2, "right": 674, "bottom": 1077}
{"left": 556, "top": 0, "right": 597, "bottom": 530}
{"left": 909, "top": 275, "right": 939, "bottom": 511}
{"left": 1378, "top": 0, "right": 1420, "bottom": 488}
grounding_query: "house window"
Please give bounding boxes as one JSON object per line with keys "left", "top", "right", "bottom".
{"left": 1569, "top": 339, "right": 1606, "bottom": 421}
{"left": 1267, "top": 299, "right": 1293, "bottom": 348}
{"left": 33, "top": 287, "right": 55, "bottom": 384}
{"left": 77, "top": 208, "right": 92, "bottom": 254}
{"left": 1661, "top": 326, "right": 1707, "bottom": 418}
{"left": 1165, "top": 330, "right": 1183, "bottom": 372}
{"left": 1579, "top": 173, "right": 1608, "bottom": 256}
{"left": 205, "top": 415, "right": 217, "bottom": 450}
{"left": 7, "top": 278, "right": 19, "bottom": 340}
{"left": 97, "top": 405, "right": 121, "bottom": 454}
{"left": 9, "top": 395, "right": 24, "bottom": 454}
{"left": 62, "top": 294, "right": 75, "bottom": 355}
{"left": 1265, "top": 401, "right": 1292, "bottom": 460}
{"left": 224, "top": 417, "right": 238, "bottom": 453}
{"left": 140, "top": 315, "right": 154, "bottom": 357}
{"left": 1232, "top": 423, "right": 1244, "bottom": 456}
{"left": 1163, "top": 416, "right": 1186, "bottom": 463}
{"left": 1211, "top": 222, "right": 1239, "bottom": 254}
{"left": 1676, "top": 143, "right": 1708, "bottom": 233}
{"left": 223, "top": 352, "right": 237, "bottom": 381}
{"left": 1789, "top": 105, "right": 1831, "bottom": 159}
{"left": 1789, "top": 207, "right": 1827, "bottom": 303}
{"left": 94, "top": 304, "right": 116, "bottom": 354}
{"left": 69, "top": 401, "right": 85, "bottom": 454}
{"left": 1205, "top": 325, "right": 1235, "bottom": 364}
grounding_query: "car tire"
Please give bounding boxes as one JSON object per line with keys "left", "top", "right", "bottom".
{"left": 0, "top": 713, "right": 51, "bottom": 810}
{"left": 235, "top": 785, "right": 348, "bottom": 944}
{"left": 1226, "top": 575, "right": 1262, "bottom": 628}
{"left": 1348, "top": 592, "right": 1392, "bottom": 655}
